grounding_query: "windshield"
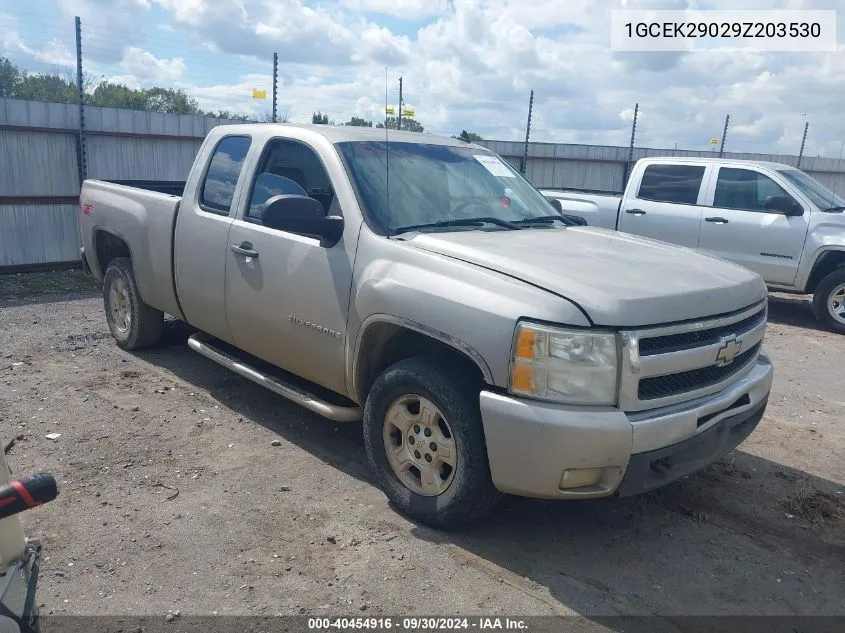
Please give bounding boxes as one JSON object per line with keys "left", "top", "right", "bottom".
{"left": 337, "top": 141, "right": 559, "bottom": 234}
{"left": 777, "top": 169, "right": 845, "bottom": 210}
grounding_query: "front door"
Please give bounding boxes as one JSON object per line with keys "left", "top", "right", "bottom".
{"left": 224, "top": 138, "right": 354, "bottom": 396}
{"left": 698, "top": 166, "right": 809, "bottom": 286}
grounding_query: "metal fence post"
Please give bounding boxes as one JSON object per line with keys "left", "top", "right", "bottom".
{"left": 718, "top": 114, "right": 730, "bottom": 157}
{"left": 272, "top": 52, "right": 278, "bottom": 123}
{"left": 74, "top": 16, "right": 87, "bottom": 184}
{"left": 520, "top": 89, "right": 534, "bottom": 176}
{"left": 622, "top": 102, "right": 638, "bottom": 190}
{"left": 797, "top": 121, "right": 809, "bottom": 168}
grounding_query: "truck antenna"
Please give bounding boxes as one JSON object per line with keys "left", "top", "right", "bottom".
{"left": 384, "top": 67, "right": 391, "bottom": 238}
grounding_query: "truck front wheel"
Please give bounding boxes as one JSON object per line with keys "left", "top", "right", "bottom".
{"left": 103, "top": 257, "right": 164, "bottom": 350}
{"left": 812, "top": 268, "right": 845, "bottom": 334}
{"left": 362, "top": 357, "right": 501, "bottom": 529}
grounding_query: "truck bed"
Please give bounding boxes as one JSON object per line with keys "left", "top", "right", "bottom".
{"left": 540, "top": 188, "right": 622, "bottom": 230}
{"left": 104, "top": 180, "right": 186, "bottom": 197}
{"left": 79, "top": 179, "right": 183, "bottom": 319}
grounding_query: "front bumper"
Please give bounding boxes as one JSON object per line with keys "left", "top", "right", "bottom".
{"left": 479, "top": 351, "right": 773, "bottom": 499}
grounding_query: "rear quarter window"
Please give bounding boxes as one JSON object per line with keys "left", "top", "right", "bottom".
{"left": 637, "top": 164, "right": 706, "bottom": 205}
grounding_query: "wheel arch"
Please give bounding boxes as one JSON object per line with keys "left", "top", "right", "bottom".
{"left": 352, "top": 316, "right": 494, "bottom": 405}
{"left": 806, "top": 249, "right": 845, "bottom": 295}
{"left": 93, "top": 228, "right": 133, "bottom": 279}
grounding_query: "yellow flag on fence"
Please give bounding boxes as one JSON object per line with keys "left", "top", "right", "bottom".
{"left": 252, "top": 88, "right": 267, "bottom": 100}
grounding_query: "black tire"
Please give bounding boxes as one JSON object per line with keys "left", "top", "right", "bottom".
{"left": 812, "top": 268, "right": 845, "bottom": 335}
{"left": 362, "top": 356, "right": 501, "bottom": 529}
{"left": 102, "top": 257, "right": 164, "bottom": 350}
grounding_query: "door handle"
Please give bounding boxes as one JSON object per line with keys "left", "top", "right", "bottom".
{"left": 230, "top": 242, "right": 259, "bottom": 258}
{"left": 625, "top": 208, "right": 646, "bottom": 216}
{"left": 704, "top": 217, "right": 729, "bottom": 224}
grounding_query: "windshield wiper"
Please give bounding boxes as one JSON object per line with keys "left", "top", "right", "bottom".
{"left": 512, "top": 215, "right": 581, "bottom": 227}
{"left": 391, "top": 217, "right": 521, "bottom": 235}
{"left": 821, "top": 206, "right": 845, "bottom": 213}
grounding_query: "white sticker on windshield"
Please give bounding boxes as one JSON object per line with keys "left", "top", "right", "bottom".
{"left": 473, "top": 154, "right": 515, "bottom": 178}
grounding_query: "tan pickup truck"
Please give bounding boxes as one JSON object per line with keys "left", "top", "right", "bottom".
{"left": 79, "top": 124, "right": 773, "bottom": 528}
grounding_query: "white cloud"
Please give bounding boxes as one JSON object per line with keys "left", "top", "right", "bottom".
{"left": 342, "top": 0, "right": 450, "bottom": 20}
{"left": 3, "top": 0, "right": 845, "bottom": 157}
{"left": 121, "top": 48, "right": 187, "bottom": 82}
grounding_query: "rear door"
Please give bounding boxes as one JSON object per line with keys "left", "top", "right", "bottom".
{"left": 174, "top": 134, "right": 252, "bottom": 343}
{"left": 698, "top": 166, "right": 809, "bottom": 285}
{"left": 617, "top": 163, "right": 710, "bottom": 249}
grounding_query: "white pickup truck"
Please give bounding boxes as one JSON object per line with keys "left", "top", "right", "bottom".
{"left": 543, "top": 157, "right": 845, "bottom": 333}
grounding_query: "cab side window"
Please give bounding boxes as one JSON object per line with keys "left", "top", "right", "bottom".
{"left": 200, "top": 136, "right": 251, "bottom": 215}
{"left": 713, "top": 168, "right": 793, "bottom": 212}
{"left": 246, "top": 140, "right": 336, "bottom": 222}
{"left": 637, "top": 164, "right": 706, "bottom": 205}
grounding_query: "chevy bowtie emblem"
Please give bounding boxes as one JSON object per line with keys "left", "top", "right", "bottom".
{"left": 715, "top": 336, "right": 742, "bottom": 366}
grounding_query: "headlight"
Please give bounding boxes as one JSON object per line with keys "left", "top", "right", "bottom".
{"left": 509, "top": 322, "right": 619, "bottom": 405}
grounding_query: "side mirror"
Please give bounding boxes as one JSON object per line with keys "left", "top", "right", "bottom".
{"left": 563, "top": 214, "right": 588, "bottom": 226}
{"left": 764, "top": 195, "right": 804, "bottom": 216}
{"left": 547, "top": 197, "right": 563, "bottom": 213}
{"left": 261, "top": 195, "right": 344, "bottom": 246}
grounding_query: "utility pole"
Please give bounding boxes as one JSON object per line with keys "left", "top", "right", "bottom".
{"left": 797, "top": 121, "right": 809, "bottom": 168}
{"left": 74, "top": 16, "right": 87, "bottom": 184}
{"left": 520, "top": 89, "right": 534, "bottom": 175}
{"left": 719, "top": 114, "right": 730, "bottom": 157}
{"left": 622, "top": 102, "right": 638, "bottom": 189}
{"left": 397, "top": 76, "right": 403, "bottom": 131}
{"left": 272, "top": 52, "right": 278, "bottom": 123}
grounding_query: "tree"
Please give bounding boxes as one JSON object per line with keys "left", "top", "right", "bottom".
{"left": 376, "top": 116, "right": 424, "bottom": 133}
{"left": 0, "top": 56, "right": 254, "bottom": 120}
{"left": 312, "top": 111, "right": 329, "bottom": 124}
{"left": 143, "top": 86, "right": 202, "bottom": 114}
{"left": 345, "top": 116, "right": 372, "bottom": 127}
{"left": 259, "top": 111, "right": 290, "bottom": 123}
{"left": 88, "top": 81, "right": 148, "bottom": 111}
{"left": 0, "top": 57, "right": 21, "bottom": 98}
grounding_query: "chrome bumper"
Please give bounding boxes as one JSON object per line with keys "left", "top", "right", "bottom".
{"left": 479, "top": 350, "right": 773, "bottom": 499}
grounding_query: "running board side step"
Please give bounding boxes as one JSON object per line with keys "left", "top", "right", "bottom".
{"left": 187, "top": 333, "right": 362, "bottom": 422}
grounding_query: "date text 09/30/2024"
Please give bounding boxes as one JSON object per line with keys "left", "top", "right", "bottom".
{"left": 308, "top": 618, "right": 529, "bottom": 631}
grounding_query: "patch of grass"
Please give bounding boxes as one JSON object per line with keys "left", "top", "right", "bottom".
{"left": 780, "top": 486, "right": 845, "bottom": 524}
{"left": 0, "top": 269, "right": 100, "bottom": 298}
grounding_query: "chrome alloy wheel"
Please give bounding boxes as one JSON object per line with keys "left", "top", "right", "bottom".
{"left": 827, "top": 283, "right": 845, "bottom": 326}
{"left": 383, "top": 395, "right": 457, "bottom": 496}
{"left": 109, "top": 277, "right": 131, "bottom": 333}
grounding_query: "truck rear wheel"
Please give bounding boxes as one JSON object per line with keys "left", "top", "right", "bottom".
{"left": 812, "top": 268, "right": 845, "bottom": 335}
{"left": 103, "top": 257, "right": 164, "bottom": 350}
{"left": 362, "top": 357, "right": 501, "bottom": 529}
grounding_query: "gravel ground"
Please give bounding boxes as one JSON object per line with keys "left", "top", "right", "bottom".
{"left": 1, "top": 272, "right": 843, "bottom": 622}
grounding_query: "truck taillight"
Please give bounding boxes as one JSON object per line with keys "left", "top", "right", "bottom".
{"left": 77, "top": 202, "right": 92, "bottom": 241}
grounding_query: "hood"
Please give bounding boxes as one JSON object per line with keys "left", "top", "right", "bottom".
{"left": 404, "top": 226, "right": 767, "bottom": 327}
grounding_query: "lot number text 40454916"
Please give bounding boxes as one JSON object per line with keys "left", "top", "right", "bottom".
{"left": 308, "top": 617, "right": 529, "bottom": 631}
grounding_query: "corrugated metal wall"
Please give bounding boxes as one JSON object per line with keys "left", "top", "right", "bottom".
{"left": 2, "top": 97, "right": 845, "bottom": 269}
{"left": 478, "top": 140, "right": 845, "bottom": 194}
{"left": 0, "top": 98, "right": 243, "bottom": 270}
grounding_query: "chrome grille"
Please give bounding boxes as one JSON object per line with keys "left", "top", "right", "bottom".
{"left": 638, "top": 310, "right": 766, "bottom": 356}
{"left": 619, "top": 301, "right": 767, "bottom": 412}
{"left": 638, "top": 343, "right": 761, "bottom": 400}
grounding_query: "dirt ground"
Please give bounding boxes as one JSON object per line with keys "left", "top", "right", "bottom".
{"left": 1, "top": 270, "right": 843, "bottom": 622}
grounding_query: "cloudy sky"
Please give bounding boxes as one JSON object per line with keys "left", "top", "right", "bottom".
{"left": 2, "top": 0, "right": 843, "bottom": 156}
